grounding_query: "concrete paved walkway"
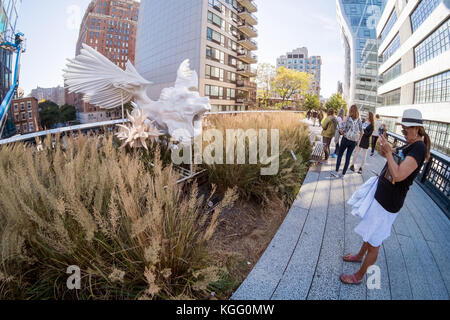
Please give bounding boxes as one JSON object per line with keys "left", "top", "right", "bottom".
{"left": 231, "top": 120, "right": 450, "bottom": 300}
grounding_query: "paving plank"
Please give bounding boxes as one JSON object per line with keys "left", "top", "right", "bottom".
{"left": 407, "top": 185, "right": 450, "bottom": 247}
{"left": 404, "top": 199, "right": 437, "bottom": 242}
{"left": 307, "top": 159, "right": 345, "bottom": 300}
{"left": 291, "top": 170, "right": 320, "bottom": 210}
{"left": 339, "top": 171, "right": 367, "bottom": 300}
{"left": 400, "top": 197, "right": 449, "bottom": 301}
{"left": 408, "top": 184, "right": 450, "bottom": 245}
{"left": 366, "top": 243, "right": 392, "bottom": 300}
{"left": 231, "top": 206, "right": 309, "bottom": 300}
{"left": 426, "top": 240, "right": 450, "bottom": 296}
{"left": 271, "top": 162, "right": 331, "bottom": 300}
{"left": 397, "top": 234, "right": 433, "bottom": 299}
{"left": 383, "top": 230, "right": 413, "bottom": 299}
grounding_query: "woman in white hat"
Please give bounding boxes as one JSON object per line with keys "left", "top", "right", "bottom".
{"left": 340, "top": 109, "right": 431, "bottom": 285}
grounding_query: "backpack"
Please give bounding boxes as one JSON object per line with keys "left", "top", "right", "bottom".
{"left": 344, "top": 118, "right": 361, "bottom": 141}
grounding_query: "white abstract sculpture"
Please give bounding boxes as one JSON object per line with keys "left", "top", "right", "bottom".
{"left": 63, "top": 44, "right": 211, "bottom": 144}
{"left": 116, "top": 106, "right": 162, "bottom": 150}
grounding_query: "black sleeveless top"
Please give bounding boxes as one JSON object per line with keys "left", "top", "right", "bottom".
{"left": 375, "top": 141, "right": 427, "bottom": 213}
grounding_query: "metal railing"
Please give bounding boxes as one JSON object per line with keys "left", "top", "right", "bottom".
{"left": 387, "top": 131, "right": 449, "bottom": 216}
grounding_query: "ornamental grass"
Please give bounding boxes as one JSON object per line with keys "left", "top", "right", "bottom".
{"left": 204, "top": 112, "right": 311, "bottom": 204}
{"left": 0, "top": 134, "right": 236, "bottom": 299}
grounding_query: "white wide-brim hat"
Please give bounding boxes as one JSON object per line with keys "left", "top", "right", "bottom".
{"left": 396, "top": 109, "right": 424, "bottom": 127}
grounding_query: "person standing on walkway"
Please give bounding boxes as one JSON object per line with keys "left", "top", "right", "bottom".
{"left": 318, "top": 110, "right": 324, "bottom": 127}
{"left": 340, "top": 109, "right": 431, "bottom": 285}
{"left": 307, "top": 110, "right": 311, "bottom": 120}
{"left": 332, "top": 105, "right": 363, "bottom": 177}
{"left": 370, "top": 114, "right": 383, "bottom": 156}
{"left": 311, "top": 110, "right": 317, "bottom": 127}
{"left": 350, "top": 112, "right": 374, "bottom": 174}
{"left": 331, "top": 108, "right": 345, "bottom": 158}
{"left": 321, "top": 108, "right": 338, "bottom": 164}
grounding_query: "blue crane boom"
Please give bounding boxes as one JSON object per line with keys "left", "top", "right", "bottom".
{"left": 0, "top": 32, "right": 25, "bottom": 137}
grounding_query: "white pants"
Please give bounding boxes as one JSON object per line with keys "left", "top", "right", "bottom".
{"left": 351, "top": 146, "right": 368, "bottom": 169}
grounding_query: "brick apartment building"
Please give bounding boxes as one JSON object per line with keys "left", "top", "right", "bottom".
{"left": 66, "top": 0, "right": 140, "bottom": 124}
{"left": 11, "top": 96, "right": 40, "bottom": 134}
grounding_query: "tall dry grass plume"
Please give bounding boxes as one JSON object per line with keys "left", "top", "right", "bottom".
{"left": 204, "top": 112, "right": 311, "bottom": 204}
{"left": 0, "top": 134, "right": 236, "bottom": 299}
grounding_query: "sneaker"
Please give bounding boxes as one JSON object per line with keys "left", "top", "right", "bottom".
{"left": 358, "top": 168, "right": 363, "bottom": 174}
{"left": 350, "top": 165, "right": 355, "bottom": 172}
{"left": 370, "top": 152, "right": 374, "bottom": 156}
{"left": 330, "top": 171, "right": 339, "bottom": 178}
{"left": 331, "top": 153, "right": 337, "bottom": 158}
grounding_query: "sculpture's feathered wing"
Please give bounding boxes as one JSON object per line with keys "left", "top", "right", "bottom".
{"left": 175, "top": 59, "right": 199, "bottom": 90}
{"left": 63, "top": 43, "right": 152, "bottom": 109}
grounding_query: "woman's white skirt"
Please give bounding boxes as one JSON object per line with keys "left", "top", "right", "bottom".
{"left": 348, "top": 176, "right": 398, "bottom": 247}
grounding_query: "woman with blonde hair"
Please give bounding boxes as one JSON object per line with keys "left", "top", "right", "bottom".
{"left": 340, "top": 109, "right": 431, "bottom": 284}
{"left": 350, "top": 112, "right": 374, "bottom": 174}
{"left": 332, "top": 105, "right": 363, "bottom": 178}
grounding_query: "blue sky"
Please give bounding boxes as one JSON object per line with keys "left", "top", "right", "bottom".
{"left": 17, "top": 0, "right": 344, "bottom": 98}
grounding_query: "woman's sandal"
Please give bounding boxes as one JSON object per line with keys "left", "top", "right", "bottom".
{"left": 340, "top": 274, "right": 363, "bottom": 285}
{"left": 343, "top": 253, "right": 363, "bottom": 263}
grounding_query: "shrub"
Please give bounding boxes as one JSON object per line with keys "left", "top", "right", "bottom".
{"left": 203, "top": 113, "right": 311, "bottom": 204}
{"left": 0, "top": 134, "right": 237, "bottom": 299}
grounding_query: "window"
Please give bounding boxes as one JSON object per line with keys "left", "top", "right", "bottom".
{"left": 14, "top": 103, "right": 18, "bottom": 111}
{"left": 27, "top": 101, "right": 32, "bottom": 110}
{"left": 414, "top": 18, "right": 449, "bottom": 67}
{"left": 28, "top": 112, "right": 32, "bottom": 120}
{"left": 20, "top": 102, "right": 24, "bottom": 111}
{"left": 381, "top": 9, "right": 398, "bottom": 41}
{"left": 414, "top": 70, "right": 450, "bottom": 104}
{"left": 21, "top": 112, "right": 26, "bottom": 120}
{"left": 29, "top": 123, "right": 34, "bottom": 132}
{"left": 207, "top": 11, "right": 224, "bottom": 29}
{"left": 410, "top": 0, "right": 440, "bottom": 33}
{"left": 382, "top": 60, "right": 402, "bottom": 84}
{"left": 381, "top": 88, "right": 401, "bottom": 106}
{"left": 382, "top": 33, "right": 400, "bottom": 63}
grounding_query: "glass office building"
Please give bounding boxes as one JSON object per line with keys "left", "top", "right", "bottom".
{"left": 336, "top": 0, "right": 386, "bottom": 115}
{"left": 0, "top": 0, "right": 21, "bottom": 137}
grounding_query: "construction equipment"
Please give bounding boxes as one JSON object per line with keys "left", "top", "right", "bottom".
{"left": 0, "top": 32, "right": 26, "bottom": 137}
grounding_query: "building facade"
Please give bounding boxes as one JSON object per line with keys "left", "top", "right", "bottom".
{"left": 135, "top": 0, "right": 258, "bottom": 112}
{"left": 69, "top": 0, "right": 140, "bottom": 124}
{"left": 31, "top": 86, "right": 65, "bottom": 106}
{"left": 336, "top": 0, "right": 386, "bottom": 114}
{"left": 0, "top": 0, "right": 21, "bottom": 137}
{"left": 276, "top": 47, "right": 322, "bottom": 96}
{"left": 11, "top": 96, "right": 39, "bottom": 134}
{"left": 376, "top": 0, "right": 450, "bottom": 155}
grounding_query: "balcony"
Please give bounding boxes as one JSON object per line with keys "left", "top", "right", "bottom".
{"left": 236, "top": 79, "right": 257, "bottom": 91}
{"left": 237, "top": 65, "right": 257, "bottom": 77}
{"left": 238, "top": 36, "right": 257, "bottom": 51}
{"left": 238, "top": 7, "right": 258, "bottom": 25}
{"left": 238, "top": 21, "right": 257, "bottom": 38}
{"left": 238, "top": 0, "right": 257, "bottom": 13}
{"left": 237, "top": 50, "right": 258, "bottom": 64}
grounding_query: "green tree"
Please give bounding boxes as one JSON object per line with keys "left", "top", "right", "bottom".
{"left": 271, "top": 67, "right": 313, "bottom": 108}
{"left": 325, "top": 93, "right": 348, "bottom": 114}
{"left": 256, "top": 63, "right": 276, "bottom": 109}
{"left": 39, "top": 100, "right": 60, "bottom": 129}
{"left": 303, "top": 94, "right": 321, "bottom": 111}
{"left": 60, "top": 104, "right": 77, "bottom": 123}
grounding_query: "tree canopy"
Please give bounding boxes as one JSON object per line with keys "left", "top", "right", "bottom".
{"left": 325, "top": 93, "right": 348, "bottom": 115}
{"left": 303, "top": 93, "right": 321, "bottom": 111}
{"left": 39, "top": 101, "right": 78, "bottom": 129}
{"left": 271, "top": 67, "right": 313, "bottom": 107}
